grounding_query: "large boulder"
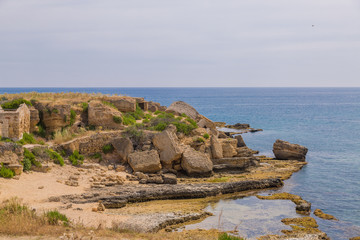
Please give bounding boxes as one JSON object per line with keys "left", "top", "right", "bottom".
{"left": 273, "top": 139, "right": 308, "bottom": 161}
{"left": 181, "top": 147, "right": 213, "bottom": 176}
{"left": 210, "top": 135, "right": 223, "bottom": 159}
{"left": 234, "top": 135, "right": 246, "bottom": 147}
{"left": 112, "top": 137, "right": 134, "bottom": 163}
{"left": 152, "top": 125, "right": 183, "bottom": 167}
{"left": 166, "top": 101, "right": 200, "bottom": 120}
{"left": 37, "top": 103, "right": 71, "bottom": 134}
{"left": 128, "top": 150, "right": 162, "bottom": 173}
{"left": 107, "top": 97, "right": 136, "bottom": 112}
{"left": 88, "top": 101, "right": 123, "bottom": 130}
{"left": 0, "top": 142, "right": 23, "bottom": 165}
{"left": 220, "top": 138, "right": 238, "bottom": 158}
{"left": 147, "top": 101, "right": 160, "bottom": 112}
{"left": 29, "top": 107, "right": 40, "bottom": 133}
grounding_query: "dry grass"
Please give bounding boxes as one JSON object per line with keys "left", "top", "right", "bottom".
{"left": 0, "top": 197, "right": 65, "bottom": 236}
{"left": 53, "top": 127, "right": 89, "bottom": 144}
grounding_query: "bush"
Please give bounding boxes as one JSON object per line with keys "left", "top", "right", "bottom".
{"left": 91, "top": 153, "right": 102, "bottom": 162}
{"left": 186, "top": 118, "right": 198, "bottom": 128}
{"left": 218, "top": 233, "right": 244, "bottom": 240}
{"left": 81, "top": 102, "right": 88, "bottom": 112}
{"left": 36, "top": 124, "right": 46, "bottom": 138}
{"left": 122, "top": 113, "right": 136, "bottom": 125}
{"left": 1, "top": 98, "right": 32, "bottom": 109}
{"left": 195, "top": 137, "right": 205, "bottom": 143}
{"left": 46, "top": 149, "right": 64, "bottom": 166}
{"left": 154, "top": 122, "right": 168, "bottom": 131}
{"left": 17, "top": 133, "right": 37, "bottom": 145}
{"left": 69, "top": 150, "right": 84, "bottom": 166}
{"left": 173, "top": 121, "right": 196, "bottom": 135}
{"left": 69, "top": 109, "right": 76, "bottom": 126}
{"left": 22, "top": 158, "right": 32, "bottom": 171}
{"left": 154, "top": 110, "right": 164, "bottom": 115}
{"left": 23, "top": 149, "right": 42, "bottom": 168}
{"left": 0, "top": 164, "right": 14, "bottom": 178}
{"left": 102, "top": 144, "right": 114, "bottom": 154}
{"left": 203, "top": 133, "right": 210, "bottom": 139}
{"left": 113, "top": 115, "right": 122, "bottom": 124}
{"left": 123, "top": 126, "right": 145, "bottom": 146}
{"left": 45, "top": 210, "right": 69, "bottom": 226}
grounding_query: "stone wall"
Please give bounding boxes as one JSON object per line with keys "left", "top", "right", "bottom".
{"left": 0, "top": 104, "right": 30, "bottom": 140}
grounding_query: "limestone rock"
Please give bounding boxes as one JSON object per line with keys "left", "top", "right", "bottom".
{"left": 152, "top": 125, "right": 183, "bottom": 166}
{"left": 162, "top": 173, "right": 177, "bottom": 184}
{"left": 181, "top": 147, "right": 213, "bottom": 176}
{"left": 148, "top": 101, "right": 160, "bottom": 112}
{"left": 234, "top": 135, "right": 246, "bottom": 147}
{"left": 112, "top": 137, "right": 134, "bottom": 163}
{"left": 38, "top": 103, "right": 71, "bottom": 134}
{"left": 7, "top": 164, "right": 23, "bottom": 175}
{"left": 106, "top": 97, "right": 136, "bottom": 112}
{"left": 273, "top": 139, "right": 308, "bottom": 161}
{"left": 166, "top": 101, "right": 200, "bottom": 120}
{"left": 128, "top": 150, "right": 162, "bottom": 173}
{"left": 29, "top": 107, "right": 40, "bottom": 133}
{"left": 0, "top": 142, "right": 23, "bottom": 165}
{"left": 88, "top": 101, "right": 123, "bottom": 130}
{"left": 210, "top": 135, "right": 223, "bottom": 159}
{"left": 197, "top": 117, "right": 216, "bottom": 130}
{"left": 220, "top": 138, "right": 238, "bottom": 158}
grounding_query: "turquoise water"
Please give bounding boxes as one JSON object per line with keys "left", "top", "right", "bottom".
{"left": 1, "top": 87, "right": 360, "bottom": 239}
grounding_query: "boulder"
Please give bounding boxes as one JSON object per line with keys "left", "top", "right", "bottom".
{"left": 236, "top": 147, "right": 254, "bottom": 157}
{"left": 152, "top": 125, "right": 183, "bottom": 166}
{"left": 197, "top": 117, "right": 216, "bottom": 130}
{"left": 148, "top": 101, "right": 160, "bottom": 112}
{"left": 88, "top": 101, "right": 123, "bottom": 130}
{"left": 128, "top": 150, "right": 162, "bottom": 173}
{"left": 38, "top": 104, "right": 71, "bottom": 134}
{"left": 273, "top": 139, "right": 308, "bottom": 161}
{"left": 7, "top": 164, "right": 23, "bottom": 175}
{"left": 181, "top": 147, "right": 213, "bottom": 176}
{"left": 0, "top": 142, "right": 23, "bottom": 165}
{"left": 210, "top": 135, "right": 223, "bottom": 159}
{"left": 234, "top": 135, "right": 246, "bottom": 147}
{"left": 166, "top": 101, "right": 200, "bottom": 120}
{"left": 162, "top": 173, "right": 177, "bottom": 184}
{"left": 112, "top": 137, "right": 134, "bottom": 163}
{"left": 107, "top": 97, "right": 136, "bottom": 112}
{"left": 220, "top": 138, "right": 238, "bottom": 158}
{"left": 225, "top": 123, "right": 250, "bottom": 129}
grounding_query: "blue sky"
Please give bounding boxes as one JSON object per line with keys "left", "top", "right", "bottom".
{"left": 0, "top": 0, "right": 359, "bottom": 87}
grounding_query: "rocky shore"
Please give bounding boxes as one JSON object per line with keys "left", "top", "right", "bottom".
{"left": 0, "top": 92, "right": 338, "bottom": 240}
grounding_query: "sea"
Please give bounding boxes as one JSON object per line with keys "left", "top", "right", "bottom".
{"left": 1, "top": 87, "right": 359, "bottom": 239}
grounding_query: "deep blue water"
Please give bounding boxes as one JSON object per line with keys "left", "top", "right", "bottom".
{"left": 1, "top": 87, "right": 360, "bottom": 239}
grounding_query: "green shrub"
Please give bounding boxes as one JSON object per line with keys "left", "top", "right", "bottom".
{"left": 45, "top": 210, "right": 69, "bottom": 226}
{"left": 181, "top": 113, "right": 187, "bottom": 117}
{"left": 69, "top": 109, "right": 76, "bottom": 126}
{"left": 203, "top": 133, "right": 210, "bottom": 139}
{"left": 52, "top": 108, "right": 59, "bottom": 114}
{"left": 154, "top": 122, "right": 168, "bottom": 131}
{"left": 173, "top": 121, "right": 196, "bottom": 135}
{"left": 218, "top": 233, "right": 243, "bottom": 240}
{"left": 122, "top": 113, "right": 136, "bottom": 125}
{"left": 21, "top": 133, "right": 37, "bottom": 144}
{"left": 23, "top": 149, "right": 41, "bottom": 167}
{"left": 22, "top": 158, "right": 32, "bottom": 171}
{"left": 102, "top": 101, "right": 118, "bottom": 110}
{"left": 186, "top": 118, "right": 198, "bottom": 128}
{"left": 46, "top": 149, "right": 64, "bottom": 166}
{"left": 102, "top": 144, "right": 114, "bottom": 154}
{"left": 69, "top": 150, "right": 84, "bottom": 166}
{"left": 1, "top": 98, "right": 32, "bottom": 109}
{"left": 154, "top": 110, "right": 163, "bottom": 115}
{"left": 142, "top": 118, "right": 150, "bottom": 123}
{"left": 88, "top": 125, "right": 96, "bottom": 131}
{"left": 123, "top": 126, "right": 145, "bottom": 146}
{"left": 36, "top": 124, "right": 46, "bottom": 138}
{"left": 81, "top": 102, "right": 88, "bottom": 112}
{"left": 195, "top": 137, "right": 205, "bottom": 143}
{"left": 0, "top": 164, "right": 14, "bottom": 178}
{"left": 113, "top": 115, "right": 122, "bottom": 124}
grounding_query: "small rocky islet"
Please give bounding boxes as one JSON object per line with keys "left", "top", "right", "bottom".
{"left": 0, "top": 92, "right": 342, "bottom": 239}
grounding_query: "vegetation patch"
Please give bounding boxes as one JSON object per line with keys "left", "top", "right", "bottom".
{"left": 45, "top": 210, "right": 69, "bottom": 226}
{"left": 113, "top": 115, "right": 122, "bottom": 124}
{"left": 203, "top": 133, "right": 210, "bottom": 139}
{"left": 218, "top": 233, "right": 244, "bottom": 240}
{"left": 1, "top": 98, "right": 32, "bottom": 109}
{"left": 17, "top": 133, "right": 37, "bottom": 145}
{"left": 207, "top": 177, "right": 230, "bottom": 183}
{"left": 102, "top": 100, "right": 118, "bottom": 110}
{"left": 102, "top": 144, "right": 114, "bottom": 154}
{"left": 81, "top": 102, "right": 88, "bottom": 112}
{"left": 69, "top": 150, "right": 84, "bottom": 166}
{"left": 195, "top": 137, "right": 205, "bottom": 143}
{"left": 0, "top": 164, "right": 14, "bottom": 178}
{"left": 23, "top": 149, "right": 42, "bottom": 168}
{"left": 69, "top": 109, "right": 76, "bottom": 126}
{"left": 122, "top": 113, "right": 136, "bottom": 125}
{"left": 46, "top": 149, "right": 64, "bottom": 166}
{"left": 123, "top": 126, "right": 145, "bottom": 146}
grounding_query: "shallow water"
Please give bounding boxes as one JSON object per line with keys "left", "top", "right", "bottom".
{"left": 1, "top": 87, "right": 360, "bottom": 239}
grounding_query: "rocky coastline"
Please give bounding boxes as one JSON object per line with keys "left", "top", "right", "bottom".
{"left": 0, "top": 92, "right": 343, "bottom": 240}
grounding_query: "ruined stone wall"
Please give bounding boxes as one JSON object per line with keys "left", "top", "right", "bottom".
{"left": 0, "top": 104, "right": 30, "bottom": 140}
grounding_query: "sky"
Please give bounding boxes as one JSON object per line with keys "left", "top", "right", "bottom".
{"left": 0, "top": 0, "right": 359, "bottom": 87}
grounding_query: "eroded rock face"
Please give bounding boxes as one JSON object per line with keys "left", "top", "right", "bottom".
{"left": 29, "top": 107, "right": 40, "bottom": 133}
{"left": 210, "top": 135, "right": 223, "bottom": 159}
{"left": 107, "top": 97, "right": 136, "bottom": 112}
{"left": 88, "top": 101, "right": 123, "bottom": 130}
{"left": 147, "top": 101, "right": 160, "bottom": 112}
{"left": 234, "top": 135, "right": 246, "bottom": 147}
{"left": 128, "top": 150, "right": 162, "bottom": 173}
{"left": 181, "top": 147, "right": 213, "bottom": 176}
{"left": 166, "top": 101, "right": 200, "bottom": 120}
{"left": 37, "top": 103, "right": 71, "bottom": 134}
{"left": 273, "top": 139, "right": 308, "bottom": 161}
{"left": 152, "top": 125, "right": 183, "bottom": 166}
{"left": 0, "top": 142, "right": 23, "bottom": 165}
{"left": 112, "top": 137, "right": 134, "bottom": 163}
{"left": 220, "top": 138, "right": 238, "bottom": 158}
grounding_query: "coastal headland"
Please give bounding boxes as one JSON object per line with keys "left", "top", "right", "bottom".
{"left": 0, "top": 92, "right": 337, "bottom": 239}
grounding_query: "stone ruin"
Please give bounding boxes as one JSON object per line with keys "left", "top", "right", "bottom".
{"left": 0, "top": 104, "right": 30, "bottom": 140}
